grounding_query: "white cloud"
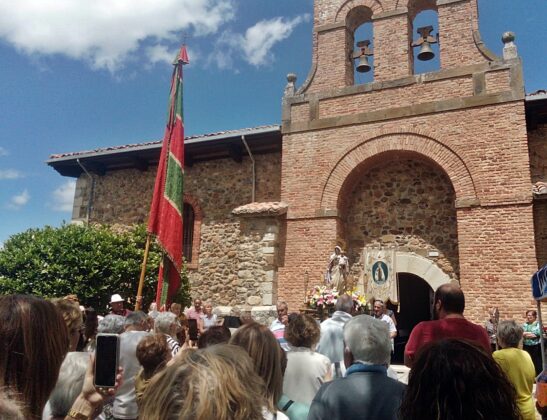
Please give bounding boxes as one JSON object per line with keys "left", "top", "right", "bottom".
{"left": 0, "top": 0, "right": 234, "bottom": 72}
{"left": 0, "top": 169, "right": 23, "bottom": 180}
{"left": 241, "top": 15, "right": 310, "bottom": 66}
{"left": 7, "top": 189, "right": 30, "bottom": 210}
{"left": 0, "top": 147, "right": 8, "bottom": 156}
{"left": 51, "top": 180, "right": 76, "bottom": 212}
{"left": 212, "top": 14, "right": 310, "bottom": 69}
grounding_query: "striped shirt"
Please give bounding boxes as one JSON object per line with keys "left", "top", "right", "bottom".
{"left": 165, "top": 334, "right": 180, "bottom": 357}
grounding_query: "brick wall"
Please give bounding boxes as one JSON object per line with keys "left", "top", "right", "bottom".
{"left": 281, "top": 101, "right": 535, "bottom": 321}
{"left": 486, "top": 70, "right": 511, "bottom": 94}
{"left": 304, "top": 0, "right": 486, "bottom": 94}
{"left": 318, "top": 75, "right": 473, "bottom": 118}
{"left": 456, "top": 204, "right": 538, "bottom": 321}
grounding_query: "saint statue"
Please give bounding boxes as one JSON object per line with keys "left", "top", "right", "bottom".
{"left": 327, "top": 246, "right": 349, "bottom": 293}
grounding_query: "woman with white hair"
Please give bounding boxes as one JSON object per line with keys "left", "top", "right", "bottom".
{"left": 98, "top": 314, "right": 126, "bottom": 334}
{"left": 494, "top": 320, "right": 536, "bottom": 420}
{"left": 154, "top": 312, "right": 182, "bottom": 356}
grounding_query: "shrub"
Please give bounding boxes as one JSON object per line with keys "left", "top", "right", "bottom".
{"left": 0, "top": 223, "right": 191, "bottom": 313}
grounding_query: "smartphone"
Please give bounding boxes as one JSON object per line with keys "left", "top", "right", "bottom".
{"left": 94, "top": 333, "right": 120, "bottom": 388}
{"left": 188, "top": 319, "right": 199, "bottom": 341}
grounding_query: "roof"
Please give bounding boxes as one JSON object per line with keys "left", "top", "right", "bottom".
{"left": 47, "top": 125, "right": 281, "bottom": 177}
{"left": 232, "top": 202, "right": 288, "bottom": 217}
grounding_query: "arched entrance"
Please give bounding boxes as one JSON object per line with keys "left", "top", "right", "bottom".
{"left": 388, "top": 273, "right": 433, "bottom": 364}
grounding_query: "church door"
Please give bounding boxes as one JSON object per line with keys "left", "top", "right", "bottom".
{"left": 387, "top": 273, "right": 433, "bottom": 364}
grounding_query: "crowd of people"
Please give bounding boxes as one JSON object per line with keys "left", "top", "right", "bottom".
{"left": 0, "top": 284, "right": 545, "bottom": 419}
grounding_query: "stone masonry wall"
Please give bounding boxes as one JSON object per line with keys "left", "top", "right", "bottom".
{"left": 81, "top": 152, "right": 282, "bottom": 308}
{"left": 188, "top": 217, "right": 280, "bottom": 307}
{"left": 344, "top": 159, "right": 459, "bottom": 280}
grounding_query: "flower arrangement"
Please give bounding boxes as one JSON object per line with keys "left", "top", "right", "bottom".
{"left": 306, "top": 285, "right": 339, "bottom": 309}
{"left": 306, "top": 285, "right": 366, "bottom": 311}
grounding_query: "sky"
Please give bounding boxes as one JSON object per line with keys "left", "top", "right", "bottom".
{"left": 0, "top": 0, "right": 546, "bottom": 246}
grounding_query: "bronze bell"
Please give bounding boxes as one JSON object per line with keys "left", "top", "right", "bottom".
{"left": 356, "top": 55, "right": 371, "bottom": 73}
{"left": 352, "top": 40, "right": 373, "bottom": 73}
{"left": 417, "top": 41, "right": 435, "bottom": 61}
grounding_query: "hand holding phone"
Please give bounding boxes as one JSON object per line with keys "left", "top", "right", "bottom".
{"left": 188, "top": 319, "right": 199, "bottom": 341}
{"left": 94, "top": 333, "right": 120, "bottom": 388}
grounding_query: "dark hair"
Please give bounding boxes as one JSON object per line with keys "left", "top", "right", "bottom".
{"left": 136, "top": 334, "right": 170, "bottom": 379}
{"left": 197, "top": 325, "right": 231, "bottom": 349}
{"left": 399, "top": 339, "right": 520, "bottom": 420}
{"left": 526, "top": 310, "right": 537, "bottom": 318}
{"left": 229, "top": 322, "right": 284, "bottom": 412}
{"left": 83, "top": 307, "right": 98, "bottom": 343}
{"left": 285, "top": 314, "right": 320, "bottom": 348}
{"left": 434, "top": 284, "right": 465, "bottom": 314}
{"left": 0, "top": 295, "right": 69, "bottom": 419}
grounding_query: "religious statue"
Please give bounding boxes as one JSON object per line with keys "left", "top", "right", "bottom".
{"left": 326, "top": 246, "right": 349, "bottom": 293}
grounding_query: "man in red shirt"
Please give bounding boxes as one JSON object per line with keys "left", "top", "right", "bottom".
{"left": 404, "top": 283, "right": 490, "bottom": 367}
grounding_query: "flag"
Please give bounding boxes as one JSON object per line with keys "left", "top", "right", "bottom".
{"left": 147, "top": 45, "right": 189, "bottom": 307}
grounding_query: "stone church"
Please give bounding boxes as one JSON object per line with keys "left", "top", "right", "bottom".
{"left": 49, "top": 0, "right": 546, "bottom": 342}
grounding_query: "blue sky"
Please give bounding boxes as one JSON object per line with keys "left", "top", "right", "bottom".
{"left": 0, "top": 0, "right": 545, "bottom": 246}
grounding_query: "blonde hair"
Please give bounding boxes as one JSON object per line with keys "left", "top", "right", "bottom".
{"left": 229, "top": 323, "right": 283, "bottom": 412}
{"left": 140, "top": 347, "right": 265, "bottom": 420}
{"left": 51, "top": 298, "right": 82, "bottom": 334}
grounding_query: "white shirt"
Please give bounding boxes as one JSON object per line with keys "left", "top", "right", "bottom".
{"left": 112, "top": 330, "right": 150, "bottom": 419}
{"left": 283, "top": 347, "right": 332, "bottom": 405}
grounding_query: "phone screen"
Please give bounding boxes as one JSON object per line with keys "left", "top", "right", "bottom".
{"left": 95, "top": 334, "right": 119, "bottom": 387}
{"left": 188, "top": 319, "right": 199, "bottom": 340}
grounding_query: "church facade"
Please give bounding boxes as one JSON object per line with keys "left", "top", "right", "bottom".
{"left": 49, "top": 0, "right": 546, "bottom": 328}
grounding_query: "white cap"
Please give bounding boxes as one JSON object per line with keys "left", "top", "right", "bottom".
{"left": 110, "top": 294, "right": 124, "bottom": 303}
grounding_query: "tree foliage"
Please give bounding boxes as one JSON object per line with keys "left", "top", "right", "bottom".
{"left": 0, "top": 223, "right": 191, "bottom": 313}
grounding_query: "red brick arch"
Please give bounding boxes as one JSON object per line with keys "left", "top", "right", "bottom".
{"left": 183, "top": 193, "right": 203, "bottom": 269}
{"left": 319, "top": 131, "right": 478, "bottom": 211}
{"left": 335, "top": 0, "right": 384, "bottom": 23}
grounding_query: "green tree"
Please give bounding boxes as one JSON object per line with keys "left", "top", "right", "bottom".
{"left": 0, "top": 223, "right": 190, "bottom": 313}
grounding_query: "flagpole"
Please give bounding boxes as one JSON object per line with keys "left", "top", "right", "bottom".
{"left": 135, "top": 234, "right": 152, "bottom": 311}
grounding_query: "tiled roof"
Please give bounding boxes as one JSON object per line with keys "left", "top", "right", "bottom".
{"left": 48, "top": 124, "right": 280, "bottom": 160}
{"left": 533, "top": 181, "right": 547, "bottom": 196}
{"left": 232, "top": 202, "right": 288, "bottom": 217}
{"left": 526, "top": 90, "right": 547, "bottom": 101}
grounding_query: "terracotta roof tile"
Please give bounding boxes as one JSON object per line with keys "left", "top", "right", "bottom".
{"left": 232, "top": 202, "right": 288, "bottom": 217}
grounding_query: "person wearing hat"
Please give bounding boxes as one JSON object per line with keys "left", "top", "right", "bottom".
{"left": 110, "top": 294, "right": 131, "bottom": 317}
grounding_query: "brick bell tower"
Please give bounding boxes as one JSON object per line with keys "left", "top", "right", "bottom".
{"left": 278, "top": 0, "right": 537, "bottom": 322}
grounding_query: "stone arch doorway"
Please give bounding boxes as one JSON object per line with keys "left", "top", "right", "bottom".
{"left": 389, "top": 272, "right": 433, "bottom": 364}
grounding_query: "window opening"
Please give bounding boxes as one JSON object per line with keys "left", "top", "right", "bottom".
{"left": 183, "top": 202, "right": 194, "bottom": 263}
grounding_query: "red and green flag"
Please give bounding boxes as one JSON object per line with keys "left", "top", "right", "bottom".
{"left": 147, "top": 45, "right": 189, "bottom": 308}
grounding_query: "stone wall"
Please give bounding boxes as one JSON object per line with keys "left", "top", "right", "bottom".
{"left": 76, "top": 152, "right": 282, "bottom": 309}
{"left": 188, "top": 217, "right": 281, "bottom": 307}
{"left": 84, "top": 152, "right": 281, "bottom": 224}
{"left": 344, "top": 159, "right": 459, "bottom": 280}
